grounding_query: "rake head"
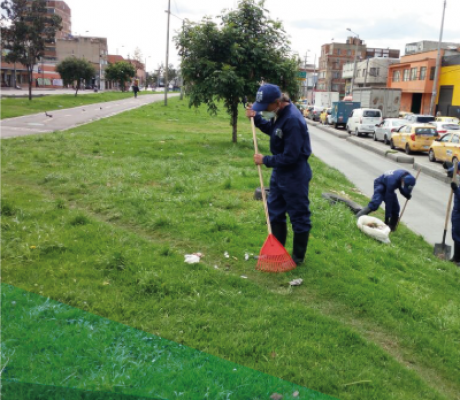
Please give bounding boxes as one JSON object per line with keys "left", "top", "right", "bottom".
{"left": 256, "top": 234, "right": 297, "bottom": 273}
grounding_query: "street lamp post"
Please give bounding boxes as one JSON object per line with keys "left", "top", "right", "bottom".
{"left": 164, "top": 0, "right": 171, "bottom": 106}
{"left": 347, "top": 28, "right": 360, "bottom": 96}
{"left": 430, "top": 0, "right": 447, "bottom": 116}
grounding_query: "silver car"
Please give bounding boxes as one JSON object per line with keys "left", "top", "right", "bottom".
{"left": 374, "top": 118, "right": 407, "bottom": 145}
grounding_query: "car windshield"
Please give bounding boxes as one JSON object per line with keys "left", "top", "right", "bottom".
{"left": 363, "top": 110, "right": 381, "bottom": 117}
{"left": 415, "top": 128, "right": 437, "bottom": 136}
{"left": 443, "top": 124, "right": 460, "bottom": 130}
{"left": 392, "top": 120, "right": 406, "bottom": 126}
{"left": 416, "top": 116, "right": 435, "bottom": 123}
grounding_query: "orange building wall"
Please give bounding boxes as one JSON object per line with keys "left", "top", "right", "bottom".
{"left": 400, "top": 93, "right": 412, "bottom": 112}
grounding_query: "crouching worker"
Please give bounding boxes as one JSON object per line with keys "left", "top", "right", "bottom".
{"left": 356, "top": 169, "right": 416, "bottom": 232}
{"left": 246, "top": 83, "right": 312, "bottom": 266}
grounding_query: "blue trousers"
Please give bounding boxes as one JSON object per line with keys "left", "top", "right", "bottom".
{"left": 268, "top": 162, "right": 312, "bottom": 234}
{"left": 368, "top": 181, "right": 400, "bottom": 219}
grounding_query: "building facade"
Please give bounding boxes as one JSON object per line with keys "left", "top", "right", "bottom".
{"left": 387, "top": 50, "right": 444, "bottom": 114}
{"left": 56, "top": 36, "right": 108, "bottom": 89}
{"left": 405, "top": 41, "right": 460, "bottom": 55}
{"left": 437, "top": 54, "right": 460, "bottom": 117}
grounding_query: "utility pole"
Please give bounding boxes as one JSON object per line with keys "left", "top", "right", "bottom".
{"left": 347, "top": 28, "right": 361, "bottom": 97}
{"left": 180, "top": 19, "right": 185, "bottom": 100}
{"left": 164, "top": 0, "right": 171, "bottom": 106}
{"left": 363, "top": 57, "right": 370, "bottom": 87}
{"left": 312, "top": 53, "right": 317, "bottom": 105}
{"left": 430, "top": 0, "right": 447, "bottom": 116}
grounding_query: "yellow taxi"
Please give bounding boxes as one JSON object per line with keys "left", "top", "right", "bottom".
{"left": 435, "top": 116, "right": 460, "bottom": 124}
{"left": 429, "top": 132, "right": 460, "bottom": 163}
{"left": 390, "top": 124, "right": 439, "bottom": 155}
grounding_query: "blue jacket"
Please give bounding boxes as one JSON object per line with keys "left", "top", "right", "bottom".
{"left": 254, "top": 102, "right": 311, "bottom": 171}
{"left": 378, "top": 170, "right": 414, "bottom": 198}
{"left": 452, "top": 186, "right": 460, "bottom": 241}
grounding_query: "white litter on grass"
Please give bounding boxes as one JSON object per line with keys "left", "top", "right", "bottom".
{"left": 240, "top": 275, "right": 248, "bottom": 279}
{"left": 289, "top": 278, "right": 303, "bottom": 286}
{"left": 357, "top": 216, "right": 391, "bottom": 244}
{"left": 245, "top": 253, "right": 250, "bottom": 261}
{"left": 224, "top": 252, "right": 229, "bottom": 258}
{"left": 214, "top": 265, "right": 219, "bottom": 270}
{"left": 184, "top": 253, "right": 203, "bottom": 264}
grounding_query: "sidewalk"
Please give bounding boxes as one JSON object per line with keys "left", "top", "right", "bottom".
{"left": 0, "top": 93, "right": 179, "bottom": 139}
{"left": 308, "top": 120, "right": 450, "bottom": 184}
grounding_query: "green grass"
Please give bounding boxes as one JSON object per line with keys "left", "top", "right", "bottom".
{"left": 0, "top": 91, "right": 161, "bottom": 119}
{"left": 2, "top": 97, "right": 460, "bottom": 400}
{"left": 2, "top": 284, "right": 332, "bottom": 400}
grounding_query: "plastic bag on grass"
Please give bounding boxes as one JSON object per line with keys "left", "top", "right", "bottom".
{"left": 357, "top": 216, "right": 391, "bottom": 244}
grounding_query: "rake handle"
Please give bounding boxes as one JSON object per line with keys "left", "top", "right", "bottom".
{"left": 251, "top": 117, "right": 272, "bottom": 235}
{"left": 396, "top": 169, "right": 421, "bottom": 229}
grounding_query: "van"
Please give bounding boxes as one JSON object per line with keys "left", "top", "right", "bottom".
{"left": 346, "top": 108, "right": 383, "bottom": 137}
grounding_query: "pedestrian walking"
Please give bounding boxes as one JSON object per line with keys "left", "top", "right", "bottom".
{"left": 356, "top": 169, "right": 416, "bottom": 231}
{"left": 132, "top": 81, "right": 140, "bottom": 98}
{"left": 320, "top": 109, "right": 327, "bottom": 125}
{"left": 242, "top": 95, "right": 248, "bottom": 108}
{"left": 246, "top": 83, "right": 312, "bottom": 266}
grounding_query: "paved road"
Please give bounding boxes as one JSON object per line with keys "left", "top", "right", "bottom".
{"left": 1, "top": 93, "right": 179, "bottom": 139}
{"left": 309, "top": 123, "right": 453, "bottom": 248}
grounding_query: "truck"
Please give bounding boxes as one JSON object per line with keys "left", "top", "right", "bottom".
{"left": 330, "top": 101, "right": 361, "bottom": 129}
{"left": 351, "top": 88, "right": 402, "bottom": 118}
{"left": 314, "top": 92, "right": 340, "bottom": 109}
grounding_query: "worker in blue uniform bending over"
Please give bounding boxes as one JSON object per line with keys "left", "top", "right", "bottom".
{"left": 356, "top": 169, "right": 416, "bottom": 231}
{"left": 246, "top": 83, "right": 312, "bottom": 266}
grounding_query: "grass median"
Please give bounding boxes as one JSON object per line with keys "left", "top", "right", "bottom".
{"left": 0, "top": 90, "right": 163, "bottom": 119}
{"left": 1, "top": 97, "right": 460, "bottom": 400}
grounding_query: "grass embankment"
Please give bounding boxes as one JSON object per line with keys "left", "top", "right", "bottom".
{"left": 0, "top": 90, "right": 159, "bottom": 119}
{"left": 2, "top": 98, "right": 460, "bottom": 400}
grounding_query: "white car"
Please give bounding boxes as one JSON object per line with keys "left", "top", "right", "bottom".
{"left": 346, "top": 108, "right": 383, "bottom": 137}
{"left": 374, "top": 118, "right": 407, "bottom": 145}
{"left": 429, "top": 121, "right": 460, "bottom": 136}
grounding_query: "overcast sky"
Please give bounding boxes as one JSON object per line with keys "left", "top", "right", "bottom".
{"left": 68, "top": 0, "right": 460, "bottom": 71}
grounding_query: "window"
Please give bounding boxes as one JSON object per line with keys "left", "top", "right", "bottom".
{"left": 347, "top": 49, "right": 352, "bottom": 56}
{"left": 337, "top": 49, "right": 342, "bottom": 55}
{"left": 410, "top": 67, "right": 417, "bottom": 80}
{"left": 393, "top": 70, "right": 400, "bottom": 82}
{"left": 451, "top": 135, "right": 460, "bottom": 144}
{"left": 430, "top": 67, "right": 435, "bottom": 80}
{"left": 332, "top": 84, "right": 340, "bottom": 91}
{"left": 333, "top": 71, "right": 340, "bottom": 79}
{"left": 420, "top": 67, "right": 427, "bottom": 80}
{"left": 441, "top": 134, "right": 452, "bottom": 143}
{"left": 363, "top": 110, "right": 382, "bottom": 118}
{"left": 403, "top": 69, "right": 410, "bottom": 81}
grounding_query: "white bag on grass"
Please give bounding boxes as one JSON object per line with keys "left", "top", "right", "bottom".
{"left": 357, "top": 216, "right": 391, "bottom": 244}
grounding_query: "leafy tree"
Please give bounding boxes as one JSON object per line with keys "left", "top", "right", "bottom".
{"left": 1, "top": 0, "right": 62, "bottom": 100}
{"left": 56, "top": 57, "right": 96, "bottom": 96}
{"left": 105, "top": 61, "right": 136, "bottom": 92}
{"left": 167, "top": 64, "right": 178, "bottom": 88}
{"left": 175, "top": 0, "right": 298, "bottom": 142}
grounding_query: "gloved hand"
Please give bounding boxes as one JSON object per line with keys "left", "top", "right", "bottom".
{"left": 451, "top": 182, "right": 458, "bottom": 191}
{"left": 406, "top": 194, "right": 412, "bottom": 200}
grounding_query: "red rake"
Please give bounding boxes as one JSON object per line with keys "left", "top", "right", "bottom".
{"left": 251, "top": 117, "right": 297, "bottom": 273}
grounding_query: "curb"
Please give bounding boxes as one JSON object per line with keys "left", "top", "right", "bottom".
{"left": 307, "top": 120, "right": 449, "bottom": 184}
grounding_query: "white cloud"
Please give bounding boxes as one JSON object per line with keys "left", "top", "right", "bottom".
{"left": 66, "top": 0, "right": 460, "bottom": 71}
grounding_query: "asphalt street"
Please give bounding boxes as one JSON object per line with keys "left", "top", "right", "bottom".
{"left": 308, "top": 122, "right": 453, "bottom": 248}
{"left": 0, "top": 93, "right": 179, "bottom": 139}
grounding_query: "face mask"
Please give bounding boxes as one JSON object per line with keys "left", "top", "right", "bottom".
{"left": 261, "top": 111, "right": 277, "bottom": 119}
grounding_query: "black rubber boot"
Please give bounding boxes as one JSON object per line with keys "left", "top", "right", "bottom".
{"left": 450, "top": 241, "right": 460, "bottom": 263}
{"left": 356, "top": 206, "right": 372, "bottom": 218}
{"left": 271, "top": 223, "right": 287, "bottom": 247}
{"left": 389, "top": 215, "right": 399, "bottom": 232}
{"left": 292, "top": 232, "right": 309, "bottom": 266}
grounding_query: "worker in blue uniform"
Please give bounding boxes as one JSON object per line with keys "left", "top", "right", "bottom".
{"left": 246, "top": 83, "right": 312, "bottom": 266}
{"left": 450, "top": 179, "right": 460, "bottom": 265}
{"left": 356, "top": 169, "right": 416, "bottom": 232}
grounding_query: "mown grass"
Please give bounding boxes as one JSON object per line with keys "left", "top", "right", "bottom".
{"left": 2, "top": 284, "right": 333, "bottom": 400}
{"left": 0, "top": 90, "right": 159, "bottom": 119}
{"left": 1, "top": 97, "right": 460, "bottom": 400}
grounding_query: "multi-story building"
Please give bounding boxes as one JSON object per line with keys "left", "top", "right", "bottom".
{"left": 405, "top": 41, "right": 460, "bottom": 55}
{"left": 342, "top": 57, "right": 400, "bottom": 93}
{"left": 437, "top": 53, "right": 460, "bottom": 117}
{"left": 56, "top": 36, "right": 108, "bottom": 89}
{"left": 387, "top": 50, "right": 445, "bottom": 114}
{"left": 317, "top": 37, "right": 366, "bottom": 97}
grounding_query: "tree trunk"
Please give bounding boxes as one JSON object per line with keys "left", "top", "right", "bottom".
{"left": 231, "top": 101, "right": 238, "bottom": 143}
{"left": 28, "top": 66, "right": 33, "bottom": 101}
{"left": 75, "top": 82, "right": 79, "bottom": 96}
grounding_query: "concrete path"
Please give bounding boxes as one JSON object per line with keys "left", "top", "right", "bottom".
{"left": 309, "top": 123, "right": 453, "bottom": 249}
{"left": 0, "top": 93, "right": 179, "bottom": 139}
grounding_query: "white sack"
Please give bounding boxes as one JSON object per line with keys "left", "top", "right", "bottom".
{"left": 357, "top": 216, "right": 391, "bottom": 244}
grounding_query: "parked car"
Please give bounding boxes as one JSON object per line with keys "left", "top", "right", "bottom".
{"left": 435, "top": 116, "right": 460, "bottom": 124}
{"left": 399, "top": 111, "right": 413, "bottom": 119}
{"left": 429, "top": 121, "right": 460, "bottom": 136}
{"left": 390, "top": 124, "right": 439, "bottom": 154}
{"left": 429, "top": 132, "right": 460, "bottom": 163}
{"left": 346, "top": 108, "right": 383, "bottom": 136}
{"left": 307, "top": 106, "right": 323, "bottom": 122}
{"left": 404, "top": 114, "right": 435, "bottom": 125}
{"left": 374, "top": 118, "right": 407, "bottom": 144}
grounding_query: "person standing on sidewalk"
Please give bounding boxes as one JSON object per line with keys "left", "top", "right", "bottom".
{"left": 132, "top": 80, "right": 140, "bottom": 98}
{"left": 246, "top": 83, "right": 312, "bottom": 266}
{"left": 356, "top": 169, "right": 416, "bottom": 231}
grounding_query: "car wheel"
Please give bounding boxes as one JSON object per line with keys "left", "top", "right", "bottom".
{"left": 428, "top": 149, "right": 436, "bottom": 162}
{"left": 384, "top": 135, "right": 389, "bottom": 145}
{"left": 356, "top": 128, "right": 361, "bottom": 137}
{"left": 405, "top": 144, "right": 412, "bottom": 155}
{"left": 373, "top": 132, "right": 378, "bottom": 141}
{"left": 346, "top": 125, "right": 351, "bottom": 134}
{"left": 390, "top": 139, "right": 395, "bottom": 149}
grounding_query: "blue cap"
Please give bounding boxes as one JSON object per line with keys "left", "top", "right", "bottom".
{"left": 252, "top": 84, "right": 282, "bottom": 112}
{"left": 404, "top": 175, "right": 416, "bottom": 191}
